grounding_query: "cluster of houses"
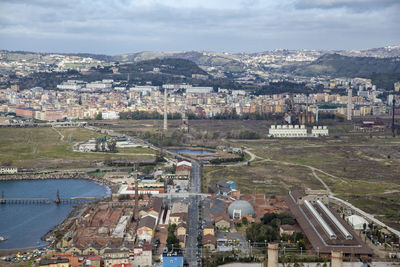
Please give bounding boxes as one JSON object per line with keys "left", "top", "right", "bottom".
{"left": 200, "top": 180, "right": 288, "bottom": 254}
{"left": 54, "top": 159, "right": 195, "bottom": 267}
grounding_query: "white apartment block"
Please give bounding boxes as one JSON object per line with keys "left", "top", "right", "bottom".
{"left": 0, "top": 166, "right": 18, "bottom": 174}
{"left": 269, "top": 125, "right": 329, "bottom": 138}
{"left": 186, "top": 86, "right": 213, "bottom": 94}
{"left": 311, "top": 126, "right": 329, "bottom": 137}
{"left": 102, "top": 111, "right": 120, "bottom": 120}
{"left": 268, "top": 125, "right": 307, "bottom": 138}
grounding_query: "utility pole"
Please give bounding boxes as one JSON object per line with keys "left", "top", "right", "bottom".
{"left": 392, "top": 96, "right": 396, "bottom": 137}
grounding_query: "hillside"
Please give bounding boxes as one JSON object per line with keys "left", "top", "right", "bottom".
{"left": 295, "top": 54, "right": 400, "bottom": 78}
{"left": 370, "top": 72, "right": 400, "bottom": 90}
{"left": 14, "top": 58, "right": 241, "bottom": 90}
{"left": 114, "top": 51, "right": 245, "bottom": 73}
{"left": 118, "top": 58, "right": 209, "bottom": 77}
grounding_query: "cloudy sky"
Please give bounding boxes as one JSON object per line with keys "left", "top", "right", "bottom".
{"left": 0, "top": 0, "right": 399, "bottom": 55}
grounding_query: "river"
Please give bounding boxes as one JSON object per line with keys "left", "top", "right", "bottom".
{"left": 0, "top": 179, "right": 110, "bottom": 250}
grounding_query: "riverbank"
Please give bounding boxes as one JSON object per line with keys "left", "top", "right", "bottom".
{"left": 0, "top": 245, "right": 48, "bottom": 257}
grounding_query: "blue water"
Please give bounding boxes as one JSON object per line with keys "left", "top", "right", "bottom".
{"left": 171, "top": 149, "right": 215, "bottom": 155}
{"left": 0, "top": 179, "right": 110, "bottom": 250}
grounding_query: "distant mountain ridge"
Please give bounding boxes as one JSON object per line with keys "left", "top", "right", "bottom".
{"left": 294, "top": 53, "right": 400, "bottom": 78}
{"left": 2, "top": 45, "right": 400, "bottom": 82}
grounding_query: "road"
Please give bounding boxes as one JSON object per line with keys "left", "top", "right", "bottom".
{"left": 185, "top": 161, "right": 201, "bottom": 266}
{"left": 329, "top": 195, "right": 400, "bottom": 239}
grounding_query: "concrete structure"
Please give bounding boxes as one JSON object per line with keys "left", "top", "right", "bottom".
{"left": 331, "top": 251, "right": 343, "bottom": 267}
{"left": 268, "top": 125, "right": 307, "bottom": 138}
{"left": 347, "top": 89, "right": 352, "bottom": 121}
{"left": 267, "top": 243, "right": 279, "bottom": 267}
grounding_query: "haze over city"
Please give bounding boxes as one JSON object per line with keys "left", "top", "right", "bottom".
{"left": 0, "top": 0, "right": 399, "bottom": 54}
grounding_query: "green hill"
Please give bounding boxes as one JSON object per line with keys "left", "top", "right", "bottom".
{"left": 370, "top": 72, "right": 400, "bottom": 90}
{"left": 118, "top": 58, "right": 209, "bottom": 77}
{"left": 295, "top": 54, "right": 400, "bottom": 78}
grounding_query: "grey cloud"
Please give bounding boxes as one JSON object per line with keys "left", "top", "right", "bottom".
{"left": 296, "top": 0, "right": 400, "bottom": 11}
{"left": 0, "top": 0, "right": 399, "bottom": 54}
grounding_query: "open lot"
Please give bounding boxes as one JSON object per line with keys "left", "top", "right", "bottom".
{"left": 0, "top": 127, "right": 154, "bottom": 169}
{"left": 191, "top": 120, "right": 400, "bottom": 231}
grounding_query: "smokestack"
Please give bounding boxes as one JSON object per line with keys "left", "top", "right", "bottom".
{"left": 267, "top": 243, "right": 279, "bottom": 267}
{"left": 392, "top": 96, "right": 396, "bottom": 137}
{"left": 134, "top": 173, "right": 139, "bottom": 221}
{"left": 163, "top": 89, "right": 168, "bottom": 131}
{"left": 331, "top": 251, "right": 343, "bottom": 267}
{"left": 347, "top": 89, "right": 352, "bottom": 121}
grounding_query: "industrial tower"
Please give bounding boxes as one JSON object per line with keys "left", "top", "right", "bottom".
{"left": 134, "top": 173, "right": 139, "bottom": 221}
{"left": 347, "top": 88, "right": 352, "bottom": 121}
{"left": 163, "top": 89, "right": 168, "bottom": 131}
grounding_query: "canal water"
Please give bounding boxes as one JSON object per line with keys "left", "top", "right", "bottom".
{"left": 171, "top": 149, "right": 215, "bottom": 155}
{"left": 0, "top": 179, "right": 110, "bottom": 250}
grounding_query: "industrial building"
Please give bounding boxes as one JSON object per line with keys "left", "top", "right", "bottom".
{"left": 269, "top": 125, "right": 307, "bottom": 138}
{"left": 311, "top": 126, "right": 329, "bottom": 137}
{"left": 286, "top": 189, "right": 373, "bottom": 258}
{"left": 268, "top": 125, "right": 329, "bottom": 138}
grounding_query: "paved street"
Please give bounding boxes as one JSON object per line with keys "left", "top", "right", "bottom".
{"left": 186, "top": 161, "right": 201, "bottom": 266}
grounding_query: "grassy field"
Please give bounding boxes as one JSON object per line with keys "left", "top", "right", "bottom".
{"left": 0, "top": 127, "right": 154, "bottom": 169}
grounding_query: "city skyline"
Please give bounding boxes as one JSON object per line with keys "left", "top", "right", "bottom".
{"left": 0, "top": 0, "right": 399, "bottom": 55}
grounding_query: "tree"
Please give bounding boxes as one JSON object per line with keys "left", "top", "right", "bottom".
{"left": 242, "top": 217, "right": 249, "bottom": 225}
{"left": 108, "top": 140, "right": 117, "bottom": 152}
{"left": 96, "top": 112, "right": 103, "bottom": 120}
{"left": 167, "top": 224, "right": 179, "bottom": 251}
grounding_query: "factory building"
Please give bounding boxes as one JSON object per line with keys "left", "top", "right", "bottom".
{"left": 268, "top": 125, "right": 329, "bottom": 138}
{"left": 286, "top": 189, "right": 373, "bottom": 258}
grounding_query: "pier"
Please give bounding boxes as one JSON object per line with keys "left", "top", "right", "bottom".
{"left": 1, "top": 191, "right": 100, "bottom": 205}
{"left": 0, "top": 198, "right": 50, "bottom": 204}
